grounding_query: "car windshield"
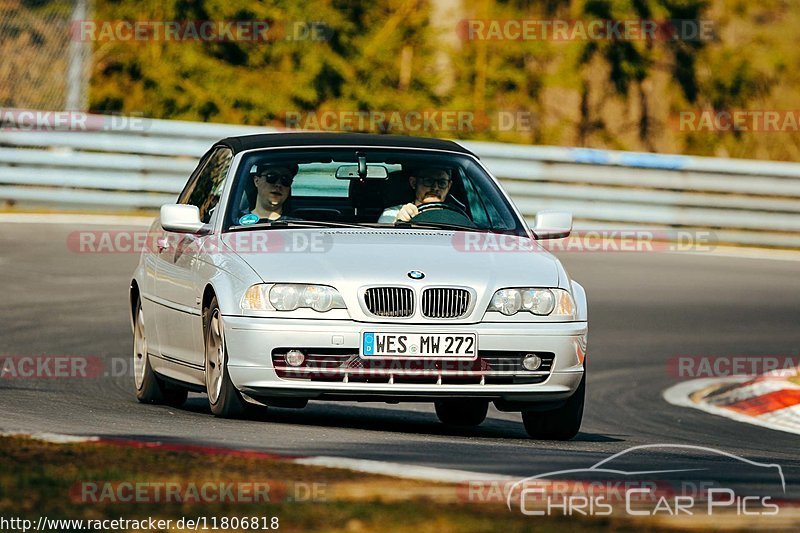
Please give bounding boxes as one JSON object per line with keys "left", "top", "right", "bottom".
{"left": 223, "top": 148, "right": 526, "bottom": 235}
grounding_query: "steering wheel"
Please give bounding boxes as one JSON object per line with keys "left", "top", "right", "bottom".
{"left": 415, "top": 202, "right": 469, "bottom": 218}
{"left": 411, "top": 201, "right": 475, "bottom": 227}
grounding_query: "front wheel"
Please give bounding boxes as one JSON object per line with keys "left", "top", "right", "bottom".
{"left": 434, "top": 399, "right": 489, "bottom": 426}
{"left": 521, "top": 373, "right": 585, "bottom": 440}
{"left": 133, "top": 300, "right": 187, "bottom": 407}
{"left": 204, "top": 297, "right": 247, "bottom": 418}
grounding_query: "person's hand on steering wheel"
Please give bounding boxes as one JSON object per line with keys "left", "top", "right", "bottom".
{"left": 395, "top": 201, "right": 472, "bottom": 226}
{"left": 395, "top": 203, "right": 420, "bottom": 223}
{"left": 395, "top": 201, "right": 464, "bottom": 223}
{"left": 415, "top": 201, "right": 469, "bottom": 218}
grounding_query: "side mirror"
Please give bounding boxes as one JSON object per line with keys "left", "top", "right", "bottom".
{"left": 532, "top": 211, "right": 572, "bottom": 239}
{"left": 160, "top": 204, "right": 208, "bottom": 234}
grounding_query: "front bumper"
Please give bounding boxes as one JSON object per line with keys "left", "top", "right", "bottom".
{"left": 223, "top": 316, "right": 587, "bottom": 403}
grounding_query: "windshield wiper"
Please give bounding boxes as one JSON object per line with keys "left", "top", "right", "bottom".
{"left": 229, "top": 219, "right": 368, "bottom": 231}
{"left": 393, "top": 221, "right": 488, "bottom": 232}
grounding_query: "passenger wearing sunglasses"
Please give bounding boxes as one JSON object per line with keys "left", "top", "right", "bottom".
{"left": 378, "top": 167, "right": 453, "bottom": 224}
{"left": 250, "top": 163, "right": 299, "bottom": 221}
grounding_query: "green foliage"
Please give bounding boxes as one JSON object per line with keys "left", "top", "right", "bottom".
{"left": 85, "top": 0, "right": 800, "bottom": 160}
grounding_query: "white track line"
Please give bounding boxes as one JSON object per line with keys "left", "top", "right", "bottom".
{"left": 663, "top": 379, "right": 800, "bottom": 436}
{"left": 0, "top": 430, "right": 99, "bottom": 444}
{"left": 678, "top": 246, "right": 800, "bottom": 262}
{"left": 0, "top": 429, "right": 516, "bottom": 484}
{"left": 294, "top": 456, "right": 515, "bottom": 484}
{"left": 0, "top": 213, "right": 154, "bottom": 226}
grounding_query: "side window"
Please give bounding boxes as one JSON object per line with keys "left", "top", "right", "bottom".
{"left": 460, "top": 170, "right": 491, "bottom": 228}
{"left": 184, "top": 147, "right": 233, "bottom": 223}
{"left": 177, "top": 152, "right": 210, "bottom": 205}
{"left": 461, "top": 166, "right": 517, "bottom": 231}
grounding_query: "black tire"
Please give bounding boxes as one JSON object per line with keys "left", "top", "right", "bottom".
{"left": 133, "top": 300, "right": 188, "bottom": 407}
{"left": 204, "top": 297, "right": 247, "bottom": 418}
{"left": 434, "top": 399, "right": 489, "bottom": 426}
{"left": 522, "top": 373, "right": 585, "bottom": 440}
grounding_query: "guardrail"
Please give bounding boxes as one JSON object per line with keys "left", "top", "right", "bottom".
{"left": 1, "top": 111, "right": 799, "bottom": 248}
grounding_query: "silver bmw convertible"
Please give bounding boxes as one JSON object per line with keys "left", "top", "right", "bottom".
{"left": 130, "top": 133, "right": 588, "bottom": 439}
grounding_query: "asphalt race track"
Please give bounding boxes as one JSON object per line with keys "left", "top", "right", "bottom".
{"left": 1, "top": 222, "right": 799, "bottom": 500}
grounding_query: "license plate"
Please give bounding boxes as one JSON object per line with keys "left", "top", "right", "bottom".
{"left": 361, "top": 332, "right": 477, "bottom": 358}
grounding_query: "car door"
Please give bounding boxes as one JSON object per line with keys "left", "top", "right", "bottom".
{"left": 139, "top": 218, "right": 165, "bottom": 358}
{"left": 154, "top": 146, "right": 232, "bottom": 367}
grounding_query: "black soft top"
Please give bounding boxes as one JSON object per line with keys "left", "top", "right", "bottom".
{"left": 217, "top": 132, "right": 477, "bottom": 157}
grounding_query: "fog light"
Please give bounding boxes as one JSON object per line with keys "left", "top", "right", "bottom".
{"left": 522, "top": 353, "right": 542, "bottom": 371}
{"left": 285, "top": 349, "right": 305, "bottom": 367}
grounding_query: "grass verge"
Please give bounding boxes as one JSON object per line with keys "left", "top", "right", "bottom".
{"left": 0, "top": 435, "right": 682, "bottom": 532}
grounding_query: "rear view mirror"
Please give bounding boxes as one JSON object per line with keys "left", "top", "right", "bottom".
{"left": 160, "top": 204, "right": 209, "bottom": 234}
{"left": 532, "top": 211, "right": 572, "bottom": 239}
{"left": 335, "top": 164, "right": 389, "bottom": 179}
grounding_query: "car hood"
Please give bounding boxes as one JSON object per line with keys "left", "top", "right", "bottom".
{"left": 221, "top": 228, "right": 560, "bottom": 289}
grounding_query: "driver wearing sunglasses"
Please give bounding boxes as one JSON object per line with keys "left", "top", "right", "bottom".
{"left": 250, "top": 163, "right": 299, "bottom": 221}
{"left": 378, "top": 167, "right": 453, "bottom": 224}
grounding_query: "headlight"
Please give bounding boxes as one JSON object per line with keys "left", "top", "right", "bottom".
{"left": 269, "top": 284, "right": 302, "bottom": 310}
{"left": 489, "top": 289, "right": 524, "bottom": 315}
{"left": 241, "top": 284, "right": 270, "bottom": 310}
{"left": 487, "top": 288, "right": 575, "bottom": 318}
{"left": 241, "top": 284, "right": 346, "bottom": 312}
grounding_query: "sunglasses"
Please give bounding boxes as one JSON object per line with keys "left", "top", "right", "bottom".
{"left": 256, "top": 171, "right": 294, "bottom": 187}
{"left": 418, "top": 177, "right": 451, "bottom": 189}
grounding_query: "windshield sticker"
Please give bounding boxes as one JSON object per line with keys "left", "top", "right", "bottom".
{"left": 238, "top": 213, "right": 260, "bottom": 225}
